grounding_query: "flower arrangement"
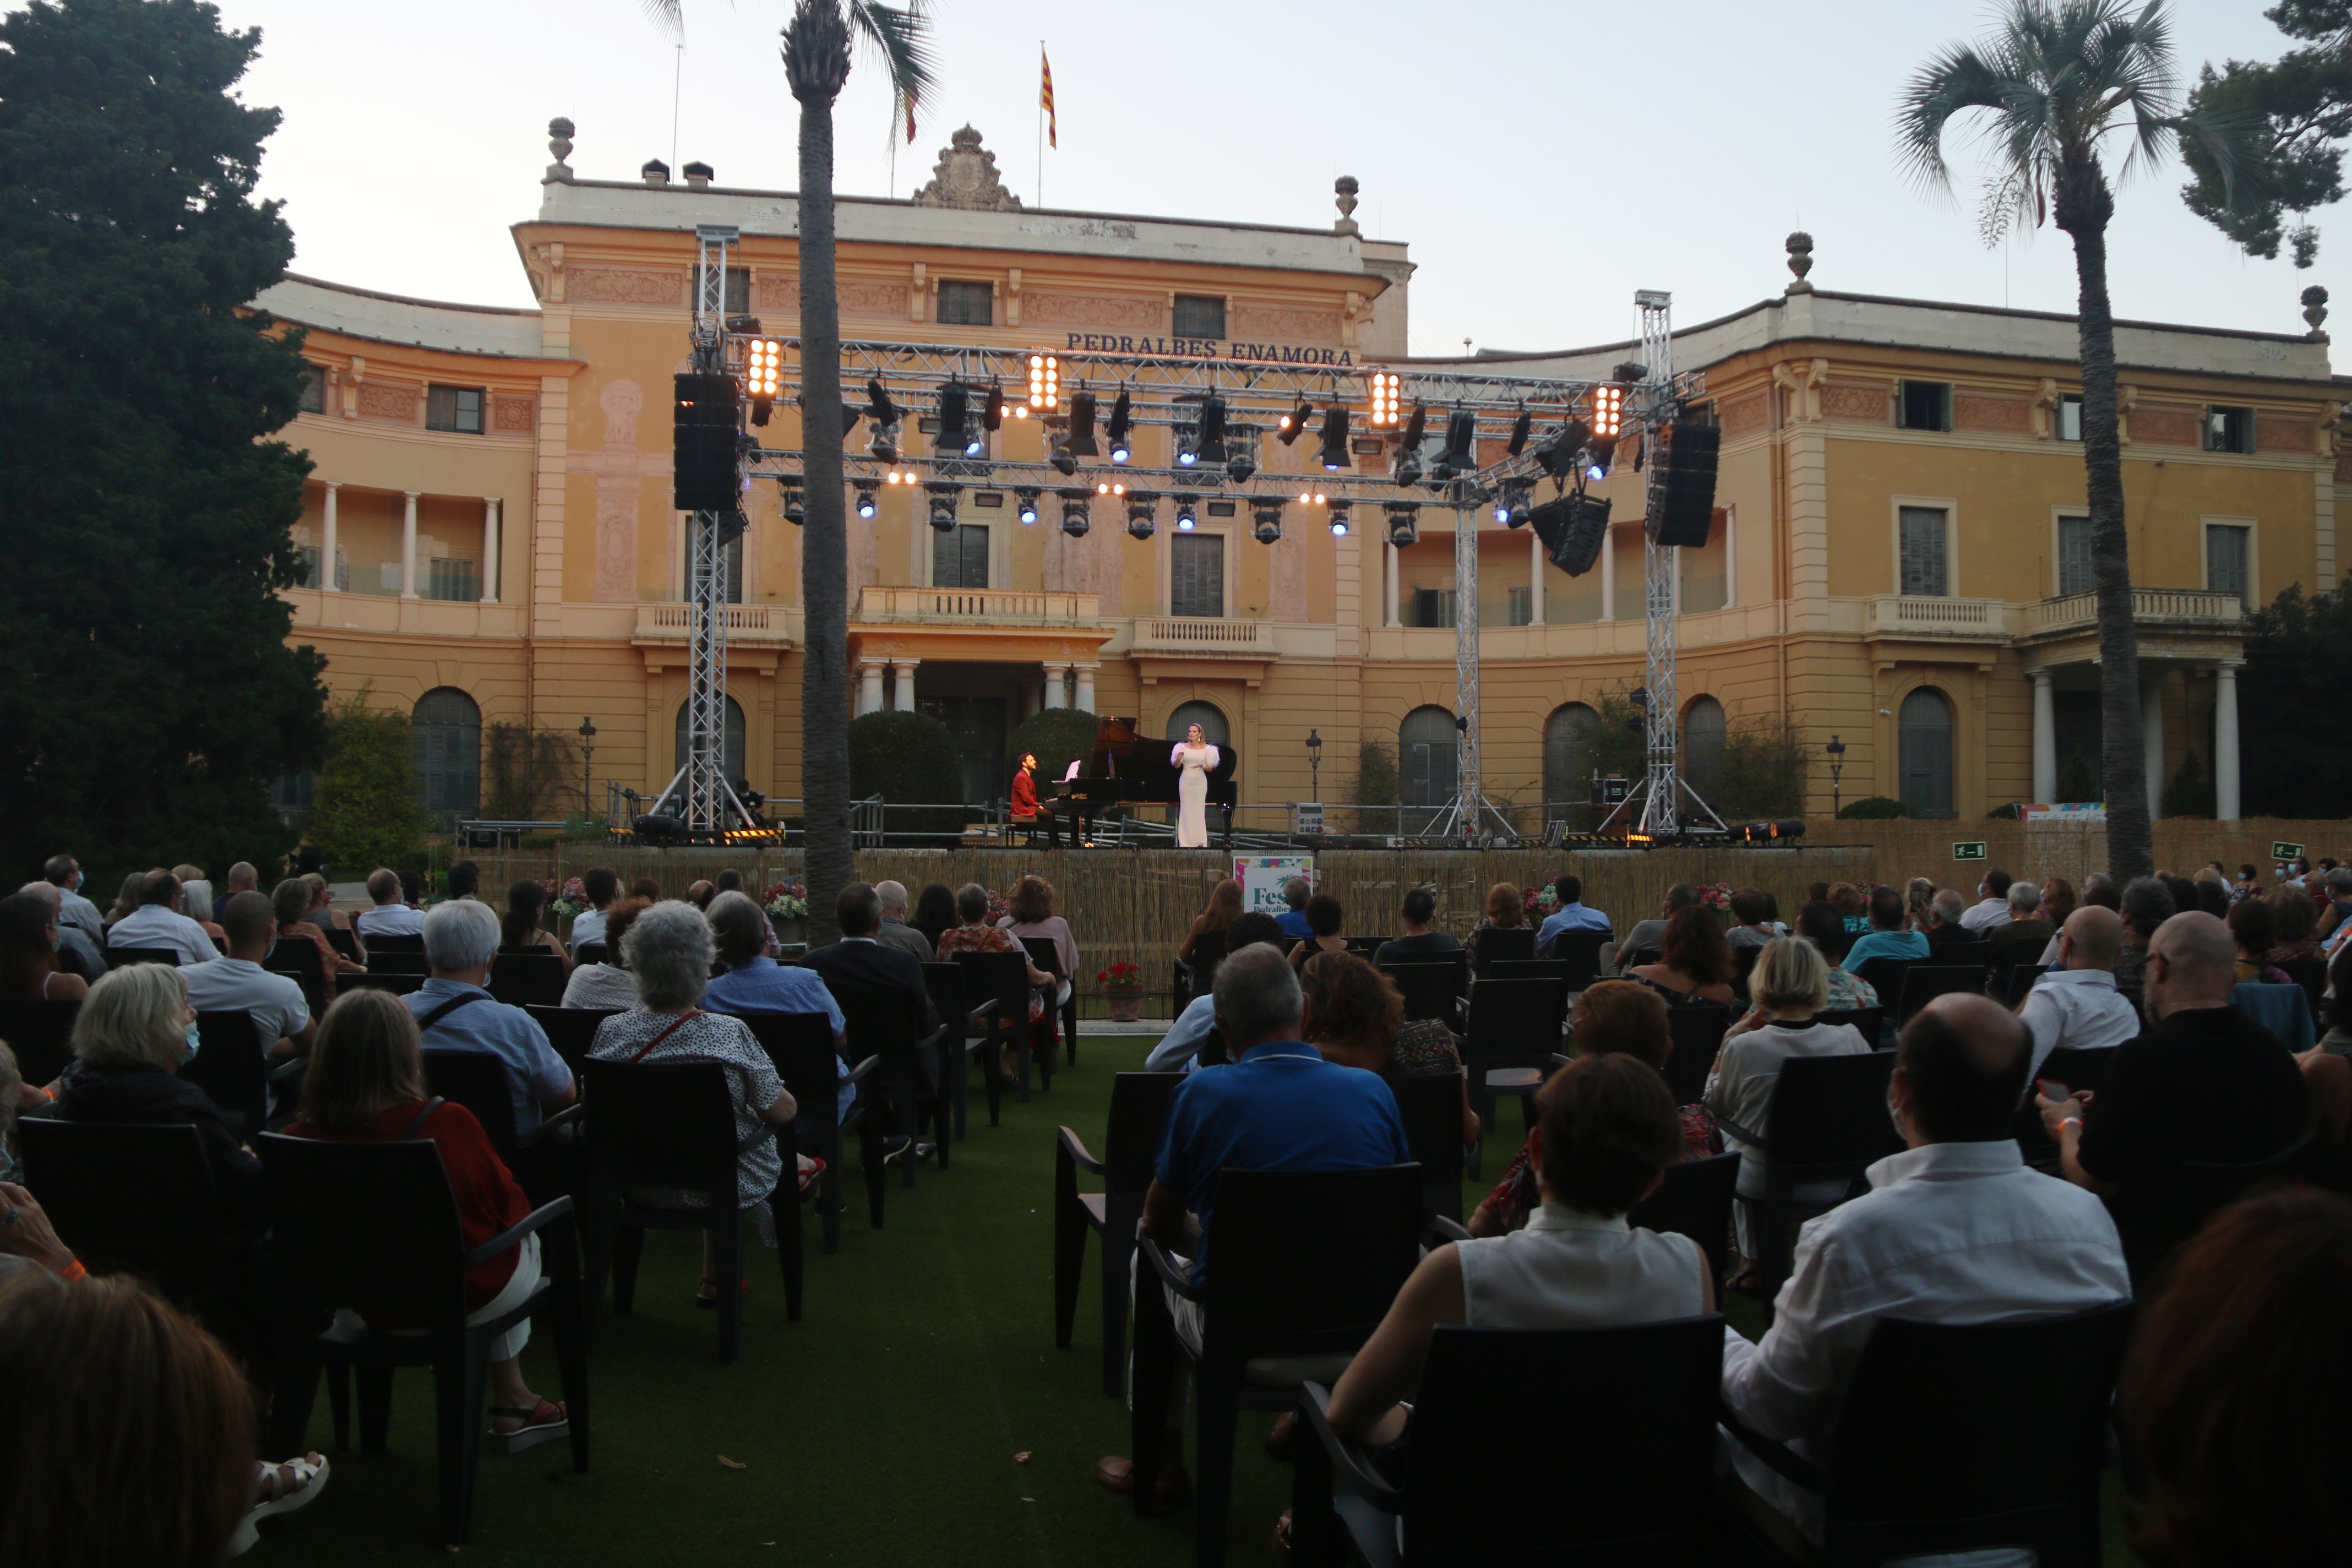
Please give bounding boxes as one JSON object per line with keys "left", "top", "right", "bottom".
{"left": 985, "top": 888, "right": 1011, "bottom": 925}
{"left": 1095, "top": 960, "right": 1144, "bottom": 992}
{"left": 548, "top": 875, "right": 587, "bottom": 919}
{"left": 764, "top": 880, "right": 809, "bottom": 921}
{"left": 1697, "top": 882, "right": 1732, "bottom": 912}
{"left": 1522, "top": 885, "right": 1558, "bottom": 914}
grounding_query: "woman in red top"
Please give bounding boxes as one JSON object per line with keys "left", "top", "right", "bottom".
{"left": 285, "top": 989, "right": 568, "bottom": 1451}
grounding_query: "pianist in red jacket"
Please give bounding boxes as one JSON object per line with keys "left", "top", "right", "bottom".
{"left": 1010, "top": 753, "right": 1040, "bottom": 828}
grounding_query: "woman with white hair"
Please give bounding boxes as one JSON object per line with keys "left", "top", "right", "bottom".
{"left": 585, "top": 901, "right": 804, "bottom": 1309}
{"left": 53, "top": 962, "right": 265, "bottom": 1229}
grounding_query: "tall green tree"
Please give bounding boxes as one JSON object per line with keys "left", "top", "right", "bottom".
{"left": 310, "top": 694, "right": 431, "bottom": 877}
{"left": 2181, "top": 1, "right": 2351, "bottom": 266}
{"left": 0, "top": 0, "right": 325, "bottom": 884}
{"left": 1898, "top": 0, "right": 2247, "bottom": 883}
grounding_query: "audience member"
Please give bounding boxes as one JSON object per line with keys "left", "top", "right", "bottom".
{"left": 935, "top": 884, "right": 1053, "bottom": 1058}
{"left": 702, "top": 891, "right": 855, "bottom": 1131}
{"left": 171, "top": 864, "right": 227, "bottom": 944}
{"left": 1374, "top": 886, "right": 1463, "bottom": 965}
{"left": 872, "top": 880, "right": 934, "bottom": 962}
{"left": 2320, "top": 945, "right": 2352, "bottom": 1056}
{"left": 42, "top": 854, "right": 104, "bottom": 944}
{"left": 1464, "top": 881, "right": 1527, "bottom": 968}
{"left": 1147, "top": 911, "right": 1287, "bottom": 1070}
{"left": 1727, "top": 887, "right": 1778, "bottom": 952}
{"left": 1179, "top": 879, "right": 1243, "bottom": 967}
{"left": 2317, "top": 867, "right": 2352, "bottom": 942}
{"left": 1615, "top": 883, "right": 1700, "bottom": 971}
{"left": 2193, "top": 878, "right": 2233, "bottom": 921}
{"left": 1960, "top": 867, "right": 2016, "bottom": 930}
{"left": 1989, "top": 878, "right": 2052, "bottom": 968}
{"left": 447, "top": 861, "right": 481, "bottom": 902}
{"left": 2158, "top": 873, "right": 2203, "bottom": 931}
{"left": 182, "top": 891, "right": 314, "bottom": 1060}
{"left": 15, "top": 881, "right": 104, "bottom": 983}
{"left": 1902, "top": 876, "right": 1936, "bottom": 933}
{"left": 297, "top": 873, "right": 346, "bottom": 937}
{"left": 1794, "top": 903, "right": 1880, "bottom": 1010}
{"left": 2231, "top": 864, "right": 2260, "bottom": 901}
{"left": 566, "top": 867, "right": 623, "bottom": 957}
{"left": 102, "top": 871, "right": 145, "bottom": 931}
{"left": 499, "top": 879, "right": 570, "bottom": 968}
{"left": 1286, "top": 894, "right": 1347, "bottom": 973}
{"left": 1839, "top": 886, "right": 1928, "bottom": 970}
{"left": 104, "top": 870, "right": 218, "bottom": 966}
{"left": 2081, "top": 874, "right": 2120, "bottom": 911}
{"left": 210, "top": 861, "right": 258, "bottom": 923}
{"left": 685, "top": 879, "right": 716, "bottom": 911}
{"left": 587, "top": 902, "right": 803, "bottom": 1305}
{"left": 56, "top": 963, "right": 264, "bottom": 1228}
{"left": 1300, "top": 950, "right": 1476, "bottom": 1142}
{"left": 1096, "top": 944, "right": 1409, "bottom": 1499}
{"left": 0, "top": 1167, "right": 73, "bottom": 1275}
{"left": 629, "top": 875, "right": 662, "bottom": 904}
{"left": 911, "top": 882, "right": 957, "bottom": 951}
{"left": 1827, "top": 881, "right": 1868, "bottom": 935}
{"left": 352, "top": 867, "right": 424, "bottom": 943}
{"left": 405, "top": 899, "right": 574, "bottom": 1134}
{"left": 1627, "top": 904, "right": 1736, "bottom": 1007}
{"left": 2017, "top": 905, "right": 2140, "bottom": 1074}
{"left": 288, "top": 989, "right": 568, "bottom": 1450}
{"left": 273, "top": 879, "right": 362, "bottom": 1000}
{"left": 1275, "top": 877, "right": 1315, "bottom": 941}
{"left": 999, "top": 874, "right": 1078, "bottom": 1004}
{"left": 2042, "top": 911, "right": 2309, "bottom": 1282}
{"left": 0, "top": 891, "right": 89, "bottom": 1002}
{"left": 2040, "top": 875, "right": 2079, "bottom": 931}
{"left": 2111, "top": 876, "right": 2178, "bottom": 1008}
{"left": 2227, "top": 898, "right": 2293, "bottom": 984}
{"left": 800, "top": 883, "right": 940, "bottom": 1037}
{"left": 2264, "top": 884, "right": 2322, "bottom": 965}
{"left": 1921, "top": 887, "right": 1972, "bottom": 950}
{"left": 715, "top": 868, "right": 747, "bottom": 895}
{"left": 1535, "top": 873, "right": 1611, "bottom": 956}
{"left": 560, "top": 899, "right": 649, "bottom": 1010}
{"left": 1722, "top": 993, "right": 2128, "bottom": 1551}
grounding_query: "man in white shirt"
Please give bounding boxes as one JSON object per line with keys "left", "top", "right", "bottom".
{"left": 182, "top": 892, "right": 314, "bottom": 1059}
{"left": 351, "top": 867, "right": 424, "bottom": 941}
{"left": 2018, "top": 906, "right": 2141, "bottom": 1074}
{"left": 103, "top": 871, "right": 217, "bottom": 965}
{"left": 567, "top": 867, "right": 622, "bottom": 957}
{"left": 1958, "top": 868, "right": 2016, "bottom": 931}
{"left": 42, "top": 854, "right": 103, "bottom": 945}
{"left": 1720, "top": 992, "right": 2129, "bottom": 1554}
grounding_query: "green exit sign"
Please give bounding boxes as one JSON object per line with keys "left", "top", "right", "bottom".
{"left": 1952, "top": 841, "right": 1989, "bottom": 862}
{"left": 2273, "top": 840, "right": 2306, "bottom": 861}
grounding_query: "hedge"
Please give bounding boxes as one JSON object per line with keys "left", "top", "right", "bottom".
{"left": 848, "top": 710, "right": 967, "bottom": 839}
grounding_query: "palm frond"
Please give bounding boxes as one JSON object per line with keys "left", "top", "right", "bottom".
{"left": 639, "top": 0, "right": 684, "bottom": 44}
{"left": 1895, "top": 41, "right": 2013, "bottom": 193}
{"left": 847, "top": 1, "right": 937, "bottom": 106}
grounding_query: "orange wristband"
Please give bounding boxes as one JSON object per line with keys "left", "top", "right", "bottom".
{"left": 57, "top": 1260, "right": 85, "bottom": 1283}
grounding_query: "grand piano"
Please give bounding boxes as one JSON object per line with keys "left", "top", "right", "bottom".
{"left": 1046, "top": 716, "right": 1239, "bottom": 847}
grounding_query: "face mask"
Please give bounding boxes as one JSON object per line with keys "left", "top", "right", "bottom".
{"left": 1886, "top": 1091, "right": 1905, "bottom": 1140}
{"left": 181, "top": 1021, "right": 202, "bottom": 1065}
{"left": 49, "top": 929, "right": 62, "bottom": 952}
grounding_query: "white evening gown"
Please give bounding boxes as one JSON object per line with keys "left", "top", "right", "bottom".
{"left": 1171, "top": 743, "right": 1218, "bottom": 847}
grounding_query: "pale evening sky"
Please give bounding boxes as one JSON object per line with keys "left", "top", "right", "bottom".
{"left": 198, "top": 0, "right": 2317, "bottom": 357}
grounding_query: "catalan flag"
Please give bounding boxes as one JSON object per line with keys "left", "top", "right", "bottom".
{"left": 1039, "top": 46, "right": 1057, "bottom": 148}
{"left": 901, "top": 86, "right": 917, "bottom": 144}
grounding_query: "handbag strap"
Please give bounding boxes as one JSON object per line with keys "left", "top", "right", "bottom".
{"left": 628, "top": 1008, "right": 706, "bottom": 1063}
{"left": 416, "top": 991, "right": 488, "bottom": 1032}
{"left": 403, "top": 1097, "right": 446, "bottom": 1138}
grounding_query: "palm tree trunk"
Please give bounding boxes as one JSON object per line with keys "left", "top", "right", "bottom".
{"left": 796, "top": 81, "right": 852, "bottom": 944}
{"left": 2059, "top": 171, "right": 2152, "bottom": 883}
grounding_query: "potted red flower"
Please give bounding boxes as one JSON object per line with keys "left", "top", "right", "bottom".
{"left": 1096, "top": 960, "right": 1145, "bottom": 1023}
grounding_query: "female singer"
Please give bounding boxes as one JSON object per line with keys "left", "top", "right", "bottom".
{"left": 1169, "top": 723, "right": 1219, "bottom": 849}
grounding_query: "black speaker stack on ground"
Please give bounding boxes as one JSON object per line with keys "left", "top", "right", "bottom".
{"left": 673, "top": 373, "right": 741, "bottom": 512}
{"left": 1645, "top": 421, "right": 1721, "bottom": 548}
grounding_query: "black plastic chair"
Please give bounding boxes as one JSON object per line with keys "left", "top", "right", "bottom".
{"left": 2127, "top": 1134, "right": 2314, "bottom": 1295}
{"left": 1380, "top": 958, "right": 1466, "bottom": 1025}
{"left": 263, "top": 938, "right": 327, "bottom": 1016}
{"left": 574, "top": 941, "right": 608, "bottom": 967}
{"left": 1391, "top": 1073, "right": 1468, "bottom": 1226}
{"left": 1713, "top": 1051, "right": 1903, "bottom": 1321}
{"left": 830, "top": 981, "right": 952, "bottom": 1213}
{"left": 1849, "top": 957, "right": 1915, "bottom": 1016}
{"left": 578, "top": 1058, "right": 798, "bottom": 1360}
{"left": 1019, "top": 934, "right": 1081, "bottom": 1069}
{"left": 0, "top": 998, "right": 80, "bottom": 1085}
{"left": 955, "top": 949, "right": 1048, "bottom": 1106}
{"left": 1487, "top": 958, "right": 1567, "bottom": 983}
{"left": 1662, "top": 1005, "right": 1731, "bottom": 1107}
{"left": 339, "top": 971, "right": 423, "bottom": 997}
{"left": 2005, "top": 964, "right": 2050, "bottom": 1007}
{"left": 739, "top": 1010, "right": 878, "bottom": 1255}
{"left": 1468, "top": 925, "right": 1534, "bottom": 976}
{"left": 2013, "top": 1044, "right": 2121, "bottom": 1169}
{"left": 1895, "top": 965, "right": 1988, "bottom": 1027}
{"left": 1055, "top": 1071, "right": 1185, "bottom": 1397}
{"left": 18, "top": 1120, "right": 236, "bottom": 1307}
{"left": 1815, "top": 1006, "right": 1885, "bottom": 1050}
{"left": 1722, "top": 1302, "right": 2133, "bottom": 1567}
{"left": 1461, "top": 980, "right": 1565, "bottom": 1177}
{"left": 1341, "top": 935, "right": 1386, "bottom": 959}
{"left": 1133, "top": 1164, "right": 1424, "bottom": 1568}
{"left": 524, "top": 1004, "right": 622, "bottom": 1071}
{"left": 921, "top": 961, "right": 986, "bottom": 1138}
{"left": 1542, "top": 930, "right": 1610, "bottom": 990}
{"left": 363, "top": 930, "right": 426, "bottom": 954}
{"left": 1941, "top": 939, "right": 1996, "bottom": 968}
{"left": 1175, "top": 932, "right": 1227, "bottom": 1014}
{"left": 1627, "top": 1150, "right": 1740, "bottom": 1287}
{"left": 1732, "top": 942, "right": 1762, "bottom": 1003}
{"left": 105, "top": 945, "right": 182, "bottom": 968}
{"left": 419, "top": 1048, "right": 579, "bottom": 1206}
{"left": 2283, "top": 956, "right": 2329, "bottom": 1021}
{"left": 488, "top": 952, "right": 568, "bottom": 1010}
{"left": 1292, "top": 1317, "right": 1726, "bottom": 1568}
{"left": 258, "top": 1130, "right": 589, "bottom": 1549}
{"left": 182, "top": 1010, "right": 288, "bottom": 1137}
{"left": 326, "top": 926, "right": 361, "bottom": 963}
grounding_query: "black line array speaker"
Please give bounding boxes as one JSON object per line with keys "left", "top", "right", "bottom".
{"left": 1531, "top": 492, "right": 1611, "bottom": 576}
{"left": 1645, "top": 421, "right": 1721, "bottom": 547}
{"left": 674, "top": 373, "right": 741, "bottom": 512}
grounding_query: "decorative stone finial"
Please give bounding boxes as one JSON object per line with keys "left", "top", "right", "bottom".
{"left": 1334, "top": 176, "right": 1360, "bottom": 237}
{"left": 911, "top": 126, "right": 1022, "bottom": 211}
{"left": 546, "top": 117, "right": 575, "bottom": 182}
{"left": 1785, "top": 231, "right": 1815, "bottom": 295}
{"left": 2304, "top": 283, "right": 2331, "bottom": 343}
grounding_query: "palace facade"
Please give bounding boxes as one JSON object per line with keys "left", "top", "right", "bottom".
{"left": 261, "top": 123, "right": 2341, "bottom": 829}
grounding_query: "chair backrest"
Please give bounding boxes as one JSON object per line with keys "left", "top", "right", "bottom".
{"left": 363, "top": 930, "right": 425, "bottom": 954}
{"left": 1732, "top": 943, "right": 1762, "bottom": 1002}
{"left": 107, "top": 946, "right": 182, "bottom": 968}
{"left": 1660, "top": 1006, "right": 1730, "bottom": 1107}
{"left": 829, "top": 982, "right": 930, "bottom": 1098}
{"left": 1103, "top": 1071, "right": 1185, "bottom": 1197}
{"left": 1824, "top": 1303, "right": 2134, "bottom": 1562}
{"left": 1627, "top": 1152, "right": 1739, "bottom": 1285}
{"left": 521, "top": 1004, "right": 616, "bottom": 1070}
{"left": 339, "top": 971, "right": 424, "bottom": 997}
{"left": 1390, "top": 1074, "right": 1466, "bottom": 1219}
{"left": 2232, "top": 982, "right": 2317, "bottom": 1052}
{"left": 1341, "top": 935, "right": 1385, "bottom": 959}
{"left": 0, "top": 999, "right": 80, "bottom": 1085}
{"left": 1815, "top": 1006, "right": 1884, "bottom": 1050}
{"left": 575, "top": 941, "right": 608, "bottom": 967}
{"left": 2283, "top": 956, "right": 2329, "bottom": 1019}
{"left": 181, "top": 1011, "right": 266, "bottom": 1134}
{"left": 1017, "top": 935, "right": 1064, "bottom": 981}
{"left": 325, "top": 927, "right": 361, "bottom": 963}
{"left": 1543, "top": 930, "right": 1610, "bottom": 989}
{"left": 578, "top": 1058, "right": 745, "bottom": 1196}
{"left": 2005, "top": 964, "right": 2049, "bottom": 1007}
{"left": 1401, "top": 1318, "right": 1724, "bottom": 1565}
{"left": 366, "top": 948, "right": 430, "bottom": 976}
{"left": 1461, "top": 978, "right": 1564, "bottom": 1071}
{"left": 1470, "top": 926, "right": 1535, "bottom": 973}
{"left": 267, "top": 937, "right": 325, "bottom": 1006}
{"left": 421, "top": 1049, "right": 525, "bottom": 1161}
{"left": 1199, "top": 1164, "right": 1423, "bottom": 1362}
{"left": 1489, "top": 958, "right": 1567, "bottom": 983}
{"left": 19, "top": 1120, "right": 224, "bottom": 1301}
{"left": 1942, "top": 939, "right": 1996, "bottom": 968}
{"left": 1763, "top": 1050, "right": 1903, "bottom": 1178}
{"left": 919, "top": 962, "right": 967, "bottom": 1034}
{"left": 737, "top": 1011, "right": 847, "bottom": 1114}
{"left": 1896, "top": 965, "right": 1988, "bottom": 1025}
{"left": 255, "top": 1129, "right": 472, "bottom": 1326}
{"left": 952, "top": 950, "right": 1028, "bottom": 1022}
{"left": 1381, "top": 957, "right": 1467, "bottom": 1022}
{"left": 488, "top": 952, "right": 568, "bottom": 1010}
{"left": 1850, "top": 957, "right": 1915, "bottom": 1012}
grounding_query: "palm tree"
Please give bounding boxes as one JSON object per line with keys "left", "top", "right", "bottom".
{"left": 1898, "top": 1, "right": 2244, "bottom": 881}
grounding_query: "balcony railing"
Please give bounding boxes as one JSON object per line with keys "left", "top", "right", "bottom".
{"left": 854, "top": 586, "right": 1099, "bottom": 625}
{"left": 2022, "top": 587, "right": 2242, "bottom": 636}
{"left": 1864, "top": 595, "right": 2010, "bottom": 638}
{"left": 1134, "top": 618, "right": 1267, "bottom": 650}
{"left": 632, "top": 603, "right": 798, "bottom": 645}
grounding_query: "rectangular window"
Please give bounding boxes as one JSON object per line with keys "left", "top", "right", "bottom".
{"left": 269, "top": 771, "right": 315, "bottom": 831}
{"left": 1506, "top": 585, "right": 1533, "bottom": 626}
{"left": 1412, "top": 586, "right": 1458, "bottom": 628}
{"left": 1898, "top": 505, "right": 1949, "bottom": 597}
{"left": 936, "top": 280, "right": 993, "bottom": 326}
{"left": 2207, "top": 523, "right": 2251, "bottom": 607}
{"left": 1173, "top": 294, "right": 1226, "bottom": 339}
{"left": 425, "top": 385, "right": 484, "bottom": 434}
{"left": 2205, "top": 406, "right": 2256, "bottom": 454}
{"left": 2057, "top": 394, "right": 2082, "bottom": 442}
{"left": 723, "top": 266, "right": 750, "bottom": 316}
{"left": 933, "top": 524, "right": 990, "bottom": 589}
{"left": 298, "top": 367, "right": 325, "bottom": 414}
{"left": 426, "top": 557, "right": 479, "bottom": 602}
{"left": 1898, "top": 382, "right": 1952, "bottom": 432}
{"left": 1170, "top": 533, "right": 1225, "bottom": 618}
{"left": 2057, "top": 515, "right": 2094, "bottom": 596}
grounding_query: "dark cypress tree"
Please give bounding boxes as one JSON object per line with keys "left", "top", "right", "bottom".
{"left": 0, "top": 0, "right": 326, "bottom": 883}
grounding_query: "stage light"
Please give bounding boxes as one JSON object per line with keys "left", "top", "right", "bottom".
{"left": 853, "top": 482, "right": 878, "bottom": 519}
{"left": 1058, "top": 489, "right": 1092, "bottom": 537}
{"left": 1251, "top": 499, "right": 1284, "bottom": 545}
{"left": 982, "top": 380, "right": 1004, "bottom": 432}
{"left": 1175, "top": 424, "right": 1198, "bottom": 467}
{"left": 1592, "top": 383, "right": 1623, "bottom": 440}
{"left": 1015, "top": 487, "right": 1042, "bottom": 525}
{"left": 865, "top": 378, "right": 902, "bottom": 460}
{"left": 1049, "top": 441, "right": 1078, "bottom": 477}
{"left": 1532, "top": 418, "right": 1591, "bottom": 479}
{"left": 1106, "top": 391, "right": 1133, "bottom": 464}
{"left": 1587, "top": 464, "right": 1608, "bottom": 482}
{"left": 870, "top": 421, "right": 901, "bottom": 462}
{"left": 1276, "top": 400, "right": 1313, "bottom": 445}
{"left": 1432, "top": 409, "right": 1477, "bottom": 480}
{"left": 1317, "top": 405, "right": 1352, "bottom": 471}
{"left": 778, "top": 476, "right": 805, "bottom": 526}
{"left": 1065, "top": 389, "right": 1099, "bottom": 456}
{"left": 1028, "top": 353, "right": 1059, "bottom": 413}
{"left": 1125, "top": 491, "right": 1158, "bottom": 540}
{"left": 1368, "top": 370, "right": 1401, "bottom": 427}
{"left": 934, "top": 382, "right": 976, "bottom": 456}
{"left": 1297, "top": 488, "right": 1327, "bottom": 505}
{"left": 1493, "top": 478, "right": 1532, "bottom": 528}
{"left": 1174, "top": 494, "right": 1199, "bottom": 531}
{"left": 743, "top": 337, "right": 782, "bottom": 425}
{"left": 1384, "top": 502, "right": 1419, "bottom": 547}
{"left": 1226, "top": 430, "right": 1257, "bottom": 482}
{"left": 1096, "top": 479, "right": 1126, "bottom": 497}
{"left": 1328, "top": 503, "right": 1352, "bottom": 537}
{"left": 1506, "top": 407, "right": 1532, "bottom": 456}
{"left": 1198, "top": 395, "right": 1227, "bottom": 463}
{"left": 925, "top": 481, "right": 961, "bottom": 532}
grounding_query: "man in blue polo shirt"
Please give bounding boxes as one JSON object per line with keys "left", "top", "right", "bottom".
{"left": 1536, "top": 872, "right": 1611, "bottom": 956}
{"left": 1096, "top": 943, "right": 1407, "bottom": 1501}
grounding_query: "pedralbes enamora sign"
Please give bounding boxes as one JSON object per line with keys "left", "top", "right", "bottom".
{"left": 1059, "top": 332, "right": 1358, "bottom": 367}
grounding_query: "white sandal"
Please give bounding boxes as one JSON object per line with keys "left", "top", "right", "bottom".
{"left": 228, "top": 1452, "right": 330, "bottom": 1555}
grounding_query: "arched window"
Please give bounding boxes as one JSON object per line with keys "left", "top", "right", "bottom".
{"left": 411, "top": 688, "right": 481, "bottom": 820}
{"left": 1544, "top": 703, "right": 1598, "bottom": 811}
{"left": 1899, "top": 687, "right": 1956, "bottom": 819}
{"left": 1400, "top": 706, "right": 1459, "bottom": 810}
{"left": 674, "top": 695, "right": 749, "bottom": 788}
{"left": 1164, "top": 701, "right": 1230, "bottom": 748}
{"left": 1683, "top": 695, "right": 1727, "bottom": 796}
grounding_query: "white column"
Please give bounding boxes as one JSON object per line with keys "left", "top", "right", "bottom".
{"left": 1599, "top": 524, "right": 1616, "bottom": 623}
{"left": 890, "top": 660, "right": 918, "bottom": 712}
{"left": 2030, "top": 669, "right": 2057, "bottom": 804}
{"left": 320, "top": 482, "right": 339, "bottom": 592}
{"left": 400, "top": 490, "right": 420, "bottom": 598}
{"left": 2142, "top": 673, "right": 2166, "bottom": 819}
{"left": 1384, "top": 542, "right": 1400, "bottom": 627}
{"left": 480, "top": 498, "right": 500, "bottom": 603}
{"left": 1074, "top": 664, "right": 1097, "bottom": 713}
{"left": 1528, "top": 526, "right": 1545, "bottom": 625}
{"left": 2214, "top": 660, "right": 2242, "bottom": 821}
{"left": 1723, "top": 505, "right": 1738, "bottom": 609}
{"left": 1043, "top": 662, "right": 1070, "bottom": 711}
{"left": 857, "top": 660, "right": 886, "bottom": 715}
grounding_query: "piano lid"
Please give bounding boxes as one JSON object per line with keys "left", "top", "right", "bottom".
{"left": 1082, "top": 716, "right": 1237, "bottom": 783}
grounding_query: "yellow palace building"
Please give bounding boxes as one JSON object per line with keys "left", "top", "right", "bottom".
{"left": 260, "top": 122, "right": 2341, "bottom": 827}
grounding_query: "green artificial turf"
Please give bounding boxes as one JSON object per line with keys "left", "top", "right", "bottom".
{"left": 266, "top": 1036, "right": 2136, "bottom": 1566}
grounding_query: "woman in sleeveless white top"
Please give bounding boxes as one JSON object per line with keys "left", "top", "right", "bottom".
{"left": 1455, "top": 1203, "right": 1706, "bottom": 1327}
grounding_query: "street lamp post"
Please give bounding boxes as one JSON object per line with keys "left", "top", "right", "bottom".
{"left": 1826, "top": 734, "right": 1845, "bottom": 820}
{"left": 578, "top": 717, "right": 597, "bottom": 818}
{"left": 1305, "top": 728, "right": 1322, "bottom": 802}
